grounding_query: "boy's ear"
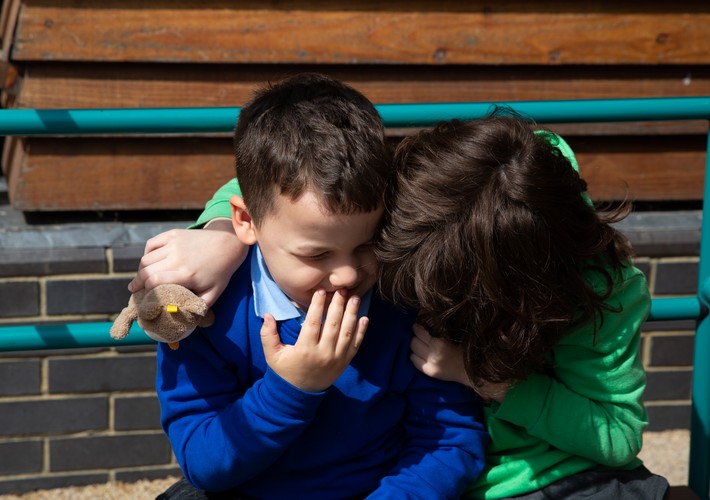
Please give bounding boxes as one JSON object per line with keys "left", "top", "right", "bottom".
{"left": 230, "top": 195, "right": 257, "bottom": 245}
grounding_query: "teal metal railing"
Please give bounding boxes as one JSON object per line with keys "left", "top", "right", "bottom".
{"left": 0, "top": 97, "right": 708, "bottom": 498}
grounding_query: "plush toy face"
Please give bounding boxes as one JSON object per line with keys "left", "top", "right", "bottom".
{"left": 110, "top": 284, "right": 214, "bottom": 349}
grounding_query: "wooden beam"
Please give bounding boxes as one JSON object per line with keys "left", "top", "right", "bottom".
{"left": 14, "top": 63, "right": 710, "bottom": 136}
{"left": 0, "top": 0, "right": 20, "bottom": 61}
{"left": 6, "top": 137, "right": 234, "bottom": 211}
{"left": 5, "top": 135, "right": 706, "bottom": 211}
{"left": 15, "top": 62, "right": 710, "bottom": 107}
{"left": 571, "top": 135, "right": 706, "bottom": 202}
{"left": 12, "top": 1, "right": 710, "bottom": 64}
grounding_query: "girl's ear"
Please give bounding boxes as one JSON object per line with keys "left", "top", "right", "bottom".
{"left": 230, "top": 195, "right": 257, "bottom": 245}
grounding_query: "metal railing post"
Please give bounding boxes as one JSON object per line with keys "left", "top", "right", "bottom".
{"left": 689, "top": 127, "right": 710, "bottom": 499}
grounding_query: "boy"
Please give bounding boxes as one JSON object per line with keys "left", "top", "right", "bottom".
{"left": 155, "top": 73, "right": 487, "bottom": 499}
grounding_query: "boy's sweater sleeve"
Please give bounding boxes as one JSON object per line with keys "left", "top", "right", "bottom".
{"left": 190, "top": 178, "right": 241, "bottom": 229}
{"left": 369, "top": 373, "right": 488, "bottom": 499}
{"left": 491, "top": 268, "right": 650, "bottom": 467}
{"left": 156, "top": 331, "right": 326, "bottom": 491}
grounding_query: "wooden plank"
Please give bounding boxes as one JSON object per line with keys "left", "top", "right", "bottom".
{"left": 15, "top": 64, "right": 710, "bottom": 111}
{"left": 0, "top": 0, "right": 20, "bottom": 61}
{"left": 6, "top": 135, "right": 706, "bottom": 211}
{"left": 7, "top": 137, "right": 234, "bottom": 211}
{"left": 1, "top": 136, "right": 23, "bottom": 207}
{"left": 571, "top": 135, "right": 706, "bottom": 202}
{"left": 12, "top": 1, "right": 710, "bottom": 64}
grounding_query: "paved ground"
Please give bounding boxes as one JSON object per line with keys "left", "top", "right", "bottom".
{"left": 639, "top": 429, "right": 691, "bottom": 486}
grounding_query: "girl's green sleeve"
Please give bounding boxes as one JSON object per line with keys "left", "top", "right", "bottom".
{"left": 491, "top": 266, "right": 650, "bottom": 467}
{"left": 190, "top": 178, "right": 241, "bottom": 229}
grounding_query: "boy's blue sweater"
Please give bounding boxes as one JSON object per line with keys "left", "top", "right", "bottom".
{"left": 156, "top": 253, "right": 487, "bottom": 499}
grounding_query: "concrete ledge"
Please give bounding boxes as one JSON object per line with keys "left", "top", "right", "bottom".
{"left": 0, "top": 177, "right": 702, "bottom": 256}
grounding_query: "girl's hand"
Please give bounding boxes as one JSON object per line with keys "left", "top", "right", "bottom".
{"left": 259, "top": 289, "right": 368, "bottom": 393}
{"left": 128, "top": 220, "right": 247, "bottom": 307}
{"left": 410, "top": 323, "right": 510, "bottom": 402}
{"left": 410, "top": 323, "right": 471, "bottom": 387}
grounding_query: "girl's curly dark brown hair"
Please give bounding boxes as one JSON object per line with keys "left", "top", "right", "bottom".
{"left": 376, "top": 112, "right": 633, "bottom": 387}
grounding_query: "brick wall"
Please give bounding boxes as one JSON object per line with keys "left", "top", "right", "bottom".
{"left": 0, "top": 243, "right": 183, "bottom": 493}
{"left": 0, "top": 211, "right": 701, "bottom": 494}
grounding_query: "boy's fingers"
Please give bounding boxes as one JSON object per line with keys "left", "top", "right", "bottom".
{"left": 322, "top": 290, "right": 349, "bottom": 350}
{"left": 259, "top": 313, "right": 282, "bottom": 360}
{"left": 300, "top": 290, "right": 326, "bottom": 347}
{"left": 333, "top": 294, "right": 361, "bottom": 355}
{"left": 350, "top": 316, "right": 368, "bottom": 354}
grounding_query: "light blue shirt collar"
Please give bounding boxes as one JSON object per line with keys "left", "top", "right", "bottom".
{"left": 251, "top": 245, "right": 372, "bottom": 324}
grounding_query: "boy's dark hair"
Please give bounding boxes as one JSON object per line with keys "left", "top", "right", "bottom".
{"left": 234, "top": 73, "right": 391, "bottom": 225}
{"left": 376, "top": 113, "right": 634, "bottom": 386}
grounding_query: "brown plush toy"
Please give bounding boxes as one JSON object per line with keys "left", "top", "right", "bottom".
{"left": 110, "top": 284, "right": 214, "bottom": 349}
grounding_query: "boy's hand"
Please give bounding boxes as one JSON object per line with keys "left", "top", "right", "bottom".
{"left": 260, "top": 289, "right": 368, "bottom": 392}
{"left": 410, "top": 324, "right": 510, "bottom": 402}
{"left": 128, "top": 222, "right": 248, "bottom": 307}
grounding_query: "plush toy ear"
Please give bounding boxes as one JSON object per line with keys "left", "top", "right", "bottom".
{"left": 110, "top": 301, "right": 139, "bottom": 340}
{"left": 183, "top": 296, "right": 210, "bottom": 317}
{"left": 198, "top": 309, "right": 216, "bottom": 328}
{"left": 139, "top": 299, "right": 164, "bottom": 321}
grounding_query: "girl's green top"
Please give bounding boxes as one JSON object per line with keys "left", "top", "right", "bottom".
{"left": 190, "top": 178, "right": 241, "bottom": 229}
{"left": 192, "top": 134, "right": 650, "bottom": 499}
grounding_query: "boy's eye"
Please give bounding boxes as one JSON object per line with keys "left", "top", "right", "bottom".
{"left": 304, "top": 252, "right": 328, "bottom": 261}
{"left": 356, "top": 243, "right": 374, "bottom": 252}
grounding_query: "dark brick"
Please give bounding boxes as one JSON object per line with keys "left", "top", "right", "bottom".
{"left": 0, "top": 396, "right": 107, "bottom": 436}
{"left": 0, "top": 281, "right": 39, "bottom": 317}
{"left": 0, "top": 440, "right": 42, "bottom": 474}
{"left": 645, "top": 404, "right": 692, "bottom": 431}
{"left": 648, "top": 334, "right": 695, "bottom": 367}
{"left": 116, "top": 466, "right": 182, "bottom": 484}
{"left": 0, "top": 473, "right": 108, "bottom": 495}
{"left": 115, "top": 395, "right": 162, "bottom": 431}
{"left": 644, "top": 370, "right": 693, "bottom": 401}
{"left": 115, "top": 343, "right": 158, "bottom": 354}
{"left": 0, "top": 360, "right": 41, "bottom": 395}
{"left": 49, "top": 355, "right": 155, "bottom": 393}
{"left": 50, "top": 433, "right": 172, "bottom": 471}
{"left": 0, "top": 248, "right": 106, "bottom": 277}
{"left": 46, "top": 278, "right": 132, "bottom": 315}
{"left": 654, "top": 261, "right": 698, "bottom": 295}
{"left": 112, "top": 245, "right": 145, "bottom": 273}
{"left": 642, "top": 319, "right": 696, "bottom": 332}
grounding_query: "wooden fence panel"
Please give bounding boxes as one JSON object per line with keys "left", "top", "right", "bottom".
{"left": 12, "top": 1, "right": 710, "bottom": 65}
{"left": 2, "top": 1, "right": 709, "bottom": 210}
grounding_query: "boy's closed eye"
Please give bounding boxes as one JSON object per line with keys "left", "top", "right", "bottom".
{"left": 356, "top": 242, "right": 374, "bottom": 252}
{"left": 303, "top": 252, "right": 329, "bottom": 261}
{"left": 295, "top": 241, "right": 374, "bottom": 262}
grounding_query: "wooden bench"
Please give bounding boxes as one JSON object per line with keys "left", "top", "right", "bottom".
{"left": 0, "top": 97, "right": 708, "bottom": 498}
{"left": 2, "top": 1, "right": 710, "bottom": 211}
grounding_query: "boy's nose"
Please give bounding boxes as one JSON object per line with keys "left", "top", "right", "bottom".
{"left": 330, "top": 262, "right": 359, "bottom": 289}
